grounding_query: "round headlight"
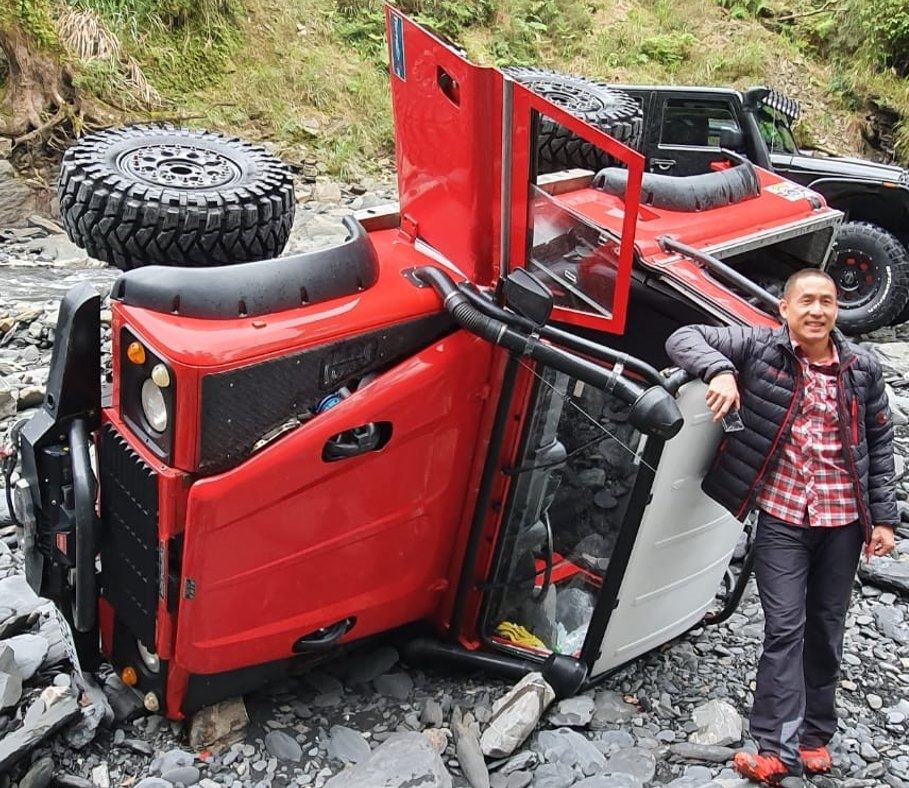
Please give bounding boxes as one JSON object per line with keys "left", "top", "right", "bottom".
{"left": 141, "top": 378, "right": 168, "bottom": 432}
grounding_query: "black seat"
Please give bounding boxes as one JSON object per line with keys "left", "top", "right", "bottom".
{"left": 111, "top": 216, "right": 379, "bottom": 319}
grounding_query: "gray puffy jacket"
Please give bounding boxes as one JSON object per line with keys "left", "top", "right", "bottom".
{"left": 665, "top": 323, "right": 898, "bottom": 539}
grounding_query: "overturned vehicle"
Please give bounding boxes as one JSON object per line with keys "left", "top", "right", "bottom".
{"left": 8, "top": 9, "right": 844, "bottom": 720}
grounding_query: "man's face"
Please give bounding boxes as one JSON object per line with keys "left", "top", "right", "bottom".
{"left": 779, "top": 274, "right": 838, "bottom": 345}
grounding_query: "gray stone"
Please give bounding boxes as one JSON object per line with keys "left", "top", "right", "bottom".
{"left": 374, "top": 671, "right": 413, "bottom": 700}
{"left": 5, "top": 633, "right": 48, "bottom": 680}
{"left": 591, "top": 690, "right": 637, "bottom": 728}
{"left": 874, "top": 604, "right": 909, "bottom": 644}
{"left": 0, "top": 666, "right": 22, "bottom": 709}
{"left": 457, "top": 724, "right": 490, "bottom": 788}
{"left": 0, "top": 574, "right": 43, "bottom": 616}
{"left": 65, "top": 673, "right": 114, "bottom": 748}
{"left": 328, "top": 725, "right": 371, "bottom": 764}
{"left": 162, "top": 766, "right": 200, "bottom": 785}
{"left": 323, "top": 731, "right": 452, "bottom": 787}
{"left": 103, "top": 674, "right": 144, "bottom": 722}
{"left": 481, "top": 673, "right": 556, "bottom": 758}
{"left": 548, "top": 695, "right": 595, "bottom": 727}
{"left": 19, "top": 755, "right": 54, "bottom": 788}
{"left": 53, "top": 776, "right": 95, "bottom": 788}
{"left": 155, "top": 748, "right": 195, "bottom": 775}
{"left": 689, "top": 700, "right": 743, "bottom": 746}
{"left": 669, "top": 742, "right": 736, "bottom": 763}
{"left": 534, "top": 727, "right": 607, "bottom": 775}
{"left": 0, "top": 377, "right": 15, "bottom": 418}
{"left": 0, "top": 692, "right": 79, "bottom": 771}
{"left": 593, "top": 730, "right": 635, "bottom": 755}
{"left": 575, "top": 776, "right": 644, "bottom": 788}
{"left": 265, "top": 729, "right": 303, "bottom": 762}
{"left": 530, "top": 762, "right": 576, "bottom": 788}
{"left": 135, "top": 780, "right": 175, "bottom": 788}
{"left": 606, "top": 747, "right": 657, "bottom": 783}
{"left": 421, "top": 698, "right": 445, "bottom": 727}
{"left": 859, "top": 555, "right": 909, "bottom": 596}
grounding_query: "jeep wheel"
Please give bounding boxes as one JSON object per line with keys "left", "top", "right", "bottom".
{"left": 828, "top": 221, "right": 909, "bottom": 334}
{"left": 503, "top": 67, "right": 642, "bottom": 174}
{"left": 59, "top": 125, "right": 295, "bottom": 270}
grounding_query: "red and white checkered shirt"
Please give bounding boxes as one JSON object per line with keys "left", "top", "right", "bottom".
{"left": 756, "top": 340, "right": 859, "bottom": 527}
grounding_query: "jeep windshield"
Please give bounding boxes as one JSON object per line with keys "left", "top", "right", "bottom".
{"left": 756, "top": 103, "right": 799, "bottom": 155}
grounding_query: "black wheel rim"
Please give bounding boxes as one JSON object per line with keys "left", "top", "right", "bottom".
{"left": 118, "top": 143, "right": 242, "bottom": 189}
{"left": 828, "top": 249, "right": 880, "bottom": 309}
{"left": 521, "top": 80, "right": 609, "bottom": 114}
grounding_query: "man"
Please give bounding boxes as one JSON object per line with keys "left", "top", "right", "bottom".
{"left": 665, "top": 269, "right": 898, "bottom": 785}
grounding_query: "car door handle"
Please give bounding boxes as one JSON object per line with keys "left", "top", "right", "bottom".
{"left": 651, "top": 158, "right": 676, "bottom": 172}
{"left": 322, "top": 422, "right": 390, "bottom": 462}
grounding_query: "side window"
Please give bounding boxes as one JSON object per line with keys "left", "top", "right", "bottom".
{"left": 660, "top": 98, "right": 740, "bottom": 148}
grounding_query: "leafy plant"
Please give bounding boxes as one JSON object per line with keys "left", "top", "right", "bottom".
{"left": 639, "top": 31, "right": 695, "bottom": 67}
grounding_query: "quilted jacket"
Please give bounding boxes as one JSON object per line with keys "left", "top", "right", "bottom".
{"left": 665, "top": 323, "right": 898, "bottom": 539}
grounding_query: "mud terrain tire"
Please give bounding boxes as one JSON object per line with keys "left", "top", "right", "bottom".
{"left": 59, "top": 125, "right": 295, "bottom": 270}
{"left": 828, "top": 221, "right": 909, "bottom": 334}
{"left": 503, "top": 67, "right": 642, "bottom": 173}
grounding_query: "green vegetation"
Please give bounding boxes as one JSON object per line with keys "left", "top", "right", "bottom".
{"left": 3, "top": 0, "right": 909, "bottom": 172}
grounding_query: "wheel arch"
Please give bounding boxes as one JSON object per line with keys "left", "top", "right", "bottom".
{"left": 808, "top": 179, "right": 909, "bottom": 246}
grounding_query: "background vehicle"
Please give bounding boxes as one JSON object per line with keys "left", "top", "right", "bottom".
{"left": 10, "top": 8, "right": 840, "bottom": 719}
{"left": 511, "top": 73, "right": 909, "bottom": 334}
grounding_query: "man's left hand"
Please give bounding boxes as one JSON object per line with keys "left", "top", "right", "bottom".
{"left": 865, "top": 525, "right": 897, "bottom": 561}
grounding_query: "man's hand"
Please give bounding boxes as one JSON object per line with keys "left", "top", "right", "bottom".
{"left": 705, "top": 372, "right": 740, "bottom": 422}
{"left": 865, "top": 525, "right": 897, "bottom": 562}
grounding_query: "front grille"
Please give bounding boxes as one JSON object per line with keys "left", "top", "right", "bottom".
{"left": 99, "top": 423, "right": 159, "bottom": 647}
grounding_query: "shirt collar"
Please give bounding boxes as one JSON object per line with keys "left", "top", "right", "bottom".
{"left": 789, "top": 331, "right": 839, "bottom": 366}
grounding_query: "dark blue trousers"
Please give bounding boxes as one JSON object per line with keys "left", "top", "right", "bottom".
{"left": 750, "top": 512, "right": 864, "bottom": 770}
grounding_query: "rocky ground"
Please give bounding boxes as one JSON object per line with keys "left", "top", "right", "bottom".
{"left": 1, "top": 173, "right": 909, "bottom": 788}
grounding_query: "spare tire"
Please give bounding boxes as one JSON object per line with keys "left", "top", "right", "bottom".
{"left": 503, "top": 67, "right": 642, "bottom": 173}
{"left": 59, "top": 125, "right": 295, "bottom": 270}
{"left": 828, "top": 221, "right": 909, "bottom": 334}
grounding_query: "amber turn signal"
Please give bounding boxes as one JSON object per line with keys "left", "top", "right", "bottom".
{"left": 126, "top": 341, "right": 146, "bottom": 365}
{"left": 120, "top": 666, "right": 138, "bottom": 686}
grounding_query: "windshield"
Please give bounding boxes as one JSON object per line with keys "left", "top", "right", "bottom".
{"left": 755, "top": 104, "right": 799, "bottom": 154}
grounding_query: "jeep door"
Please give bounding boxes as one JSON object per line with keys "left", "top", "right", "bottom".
{"left": 642, "top": 91, "right": 750, "bottom": 176}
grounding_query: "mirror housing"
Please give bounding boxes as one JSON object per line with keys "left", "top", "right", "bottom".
{"left": 504, "top": 268, "right": 553, "bottom": 326}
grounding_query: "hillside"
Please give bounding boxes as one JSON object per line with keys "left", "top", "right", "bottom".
{"left": 3, "top": 0, "right": 908, "bottom": 177}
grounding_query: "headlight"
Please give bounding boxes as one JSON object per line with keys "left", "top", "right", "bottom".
{"left": 136, "top": 640, "right": 160, "bottom": 673}
{"left": 141, "top": 378, "right": 168, "bottom": 432}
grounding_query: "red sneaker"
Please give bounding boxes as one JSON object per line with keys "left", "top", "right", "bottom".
{"left": 798, "top": 745, "right": 832, "bottom": 774}
{"left": 733, "top": 751, "right": 791, "bottom": 784}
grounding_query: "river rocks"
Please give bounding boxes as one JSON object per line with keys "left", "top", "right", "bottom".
{"left": 0, "top": 161, "right": 42, "bottom": 227}
{"left": 328, "top": 724, "right": 371, "bottom": 764}
{"left": 481, "top": 673, "right": 556, "bottom": 758}
{"left": 264, "top": 729, "right": 303, "bottom": 762}
{"left": 5, "top": 633, "right": 48, "bottom": 680}
{"left": 591, "top": 690, "right": 637, "bottom": 728}
{"left": 548, "top": 695, "right": 596, "bottom": 727}
{"left": 323, "top": 731, "right": 452, "bottom": 787}
{"left": 534, "top": 728, "right": 607, "bottom": 775}
{"left": 689, "top": 701, "right": 742, "bottom": 747}
{"left": 859, "top": 554, "right": 909, "bottom": 595}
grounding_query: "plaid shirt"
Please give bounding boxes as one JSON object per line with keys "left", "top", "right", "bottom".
{"left": 757, "top": 339, "right": 859, "bottom": 527}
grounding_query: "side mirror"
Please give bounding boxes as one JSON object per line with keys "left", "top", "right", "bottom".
{"left": 503, "top": 268, "right": 553, "bottom": 326}
{"left": 719, "top": 128, "right": 745, "bottom": 151}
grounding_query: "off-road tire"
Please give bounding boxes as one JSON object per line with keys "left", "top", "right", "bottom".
{"left": 503, "top": 67, "right": 642, "bottom": 174}
{"left": 828, "top": 221, "right": 909, "bottom": 335}
{"left": 59, "top": 125, "right": 295, "bottom": 270}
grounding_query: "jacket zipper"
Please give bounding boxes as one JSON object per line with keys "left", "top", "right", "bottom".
{"left": 850, "top": 397, "right": 859, "bottom": 445}
{"left": 837, "top": 360, "right": 871, "bottom": 541}
{"left": 735, "top": 356, "right": 803, "bottom": 519}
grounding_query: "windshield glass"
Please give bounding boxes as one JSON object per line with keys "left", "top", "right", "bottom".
{"left": 755, "top": 104, "right": 798, "bottom": 154}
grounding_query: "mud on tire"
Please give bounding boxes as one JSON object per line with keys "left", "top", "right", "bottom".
{"left": 59, "top": 125, "right": 295, "bottom": 270}
{"left": 828, "top": 221, "right": 909, "bottom": 334}
{"left": 503, "top": 67, "right": 643, "bottom": 174}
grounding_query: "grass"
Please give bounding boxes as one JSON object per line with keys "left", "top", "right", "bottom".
{"left": 53, "top": 0, "right": 909, "bottom": 173}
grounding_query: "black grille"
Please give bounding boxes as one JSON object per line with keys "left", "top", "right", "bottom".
{"left": 99, "top": 424, "right": 159, "bottom": 647}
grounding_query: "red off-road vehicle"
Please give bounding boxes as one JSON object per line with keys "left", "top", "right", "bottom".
{"left": 9, "top": 8, "right": 842, "bottom": 719}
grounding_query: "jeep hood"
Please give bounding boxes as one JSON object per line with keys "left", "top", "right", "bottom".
{"left": 783, "top": 150, "right": 908, "bottom": 185}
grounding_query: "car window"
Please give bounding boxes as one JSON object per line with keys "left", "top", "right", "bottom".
{"left": 755, "top": 105, "right": 799, "bottom": 154}
{"left": 660, "top": 98, "right": 740, "bottom": 148}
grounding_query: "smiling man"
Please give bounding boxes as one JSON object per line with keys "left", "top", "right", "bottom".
{"left": 666, "top": 269, "right": 898, "bottom": 785}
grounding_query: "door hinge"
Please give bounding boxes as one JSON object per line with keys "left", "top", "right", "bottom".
{"left": 183, "top": 578, "right": 196, "bottom": 599}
